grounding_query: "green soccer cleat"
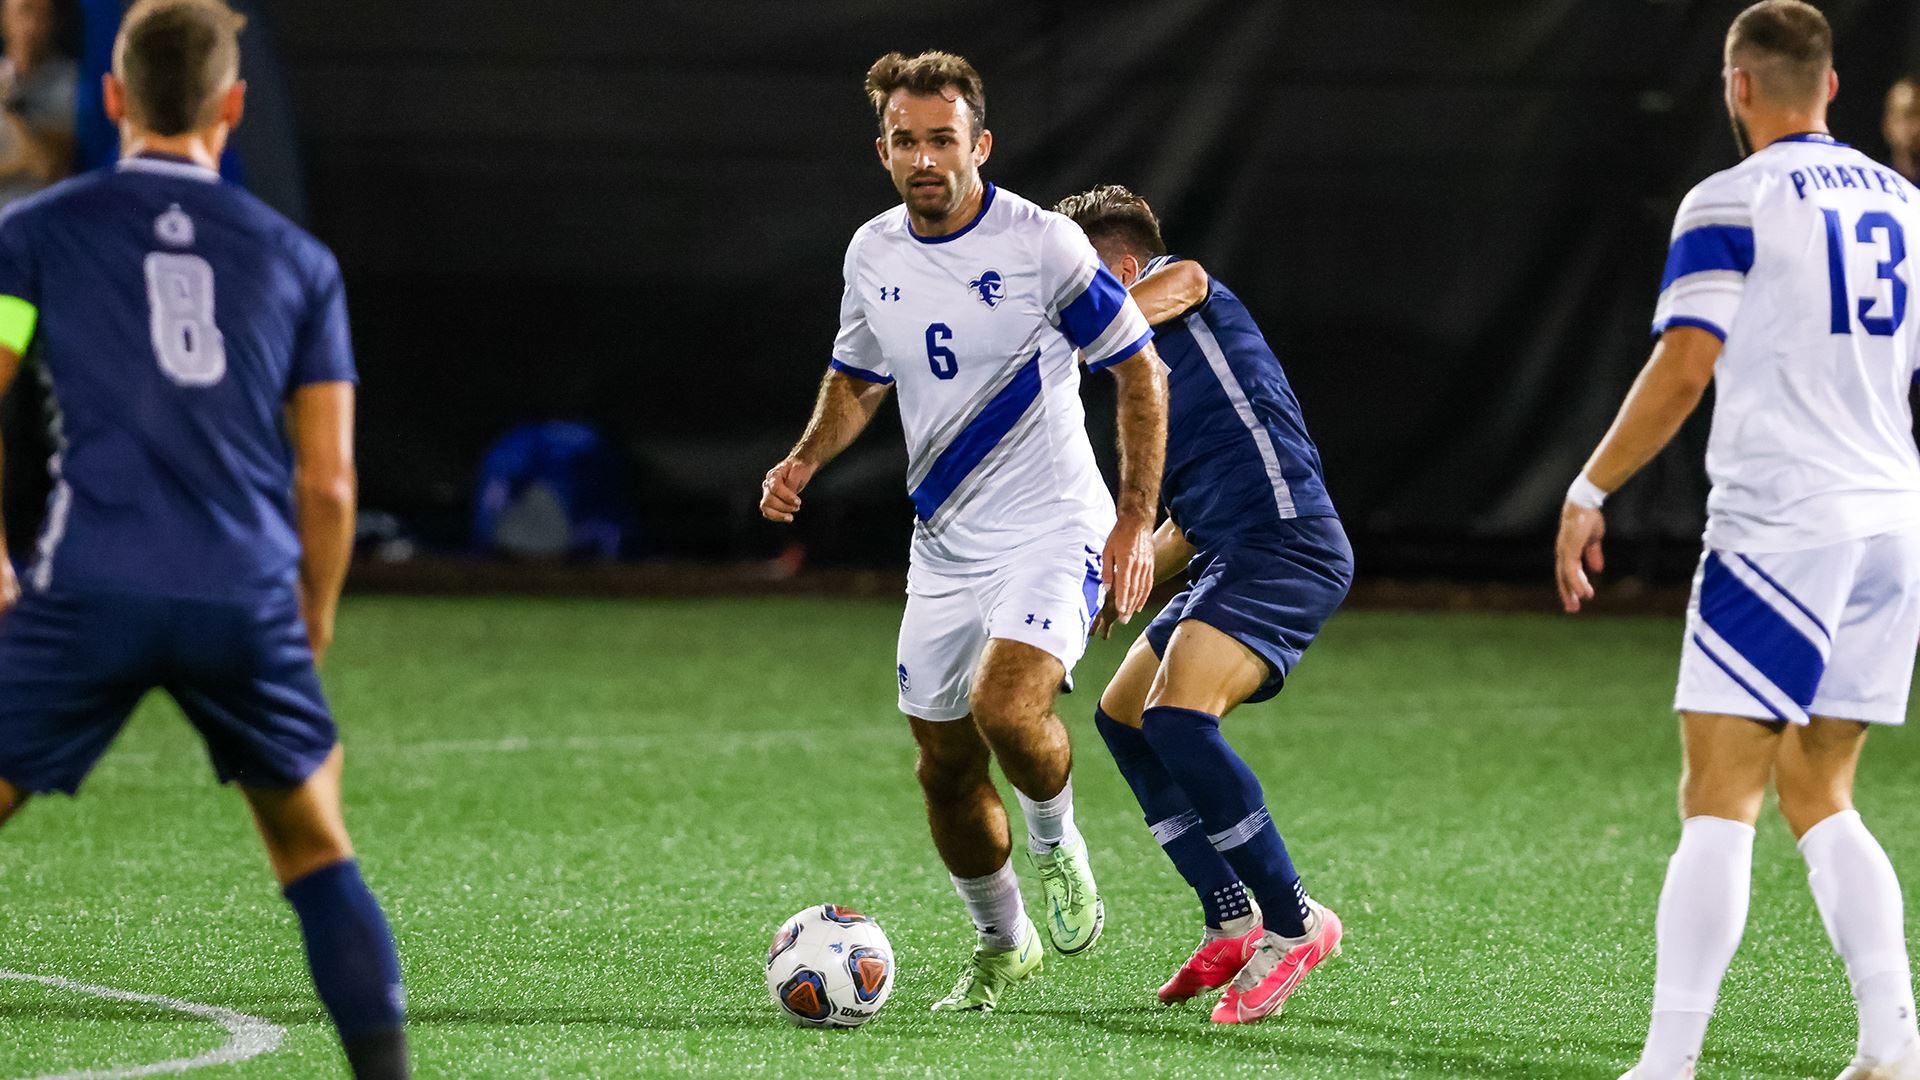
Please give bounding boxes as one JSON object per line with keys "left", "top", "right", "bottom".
{"left": 929, "top": 919, "right": 1043, "bottom": 1013}
{"left": 1029, "top": 836, "right": 1106, "bottom": 956}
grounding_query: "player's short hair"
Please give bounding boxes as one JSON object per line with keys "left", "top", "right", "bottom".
{"left": 114, "top": 0, "right": 247, "bottom": 137}
{"left": 1054, "top": 185, "right": 1167, "bottom": 260}
{"left": 1726, "top": 0, "right": 1832, "bottom": 106}
{"left": 865, "top": 51, "right": 986, "bottom": 144}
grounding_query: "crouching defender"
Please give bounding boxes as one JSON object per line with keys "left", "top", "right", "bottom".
{"left": 0, "top": 2, "right": 406, "bottom": 1075}
{"left": 1559, "top": 5, "right": 1920, "bottom": 1078}
{"left": 1057, "top": 187, "right": 1351, "bottom": 1025}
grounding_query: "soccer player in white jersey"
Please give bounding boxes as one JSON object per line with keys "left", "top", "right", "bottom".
{"left": 1555, "top": 5, "right": 1920, "bottom": 1078}
{"left": 759, "top": 51, "right": 1167, "bottom": 1012}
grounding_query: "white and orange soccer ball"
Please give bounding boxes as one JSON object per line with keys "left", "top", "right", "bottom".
{"left": 765, "top": 904, "right": 896, "bottom": 1028}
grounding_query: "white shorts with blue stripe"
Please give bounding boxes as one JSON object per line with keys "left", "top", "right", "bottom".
{"left": 896, "top": 530, "right": 1106, "bottom": 723}
{"left": 1676, "top": 529, "right": 1920, "bottom": 726}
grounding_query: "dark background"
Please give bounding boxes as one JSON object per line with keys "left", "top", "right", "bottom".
{"left": 21, "top": 1, "right": 1920, "bottom": 580}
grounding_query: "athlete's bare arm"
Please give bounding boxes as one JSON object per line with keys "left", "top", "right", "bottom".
{"left": 1555, "top": 324, "right": 1722, "bottom": 612}
{"left": 1104, "top": 344, "right": 1169, "bottom": 622}
{"left": 760, "top": 369, "right": 892, "bottom": 523}
{"left": 287, "top": 381, "right": 357, "bottom": 664}
{"left": 0, "top": 343, "right": 22, "bottom": 616}
{"left": 1128, "top": 260, "right": 1209, "bottom": 325}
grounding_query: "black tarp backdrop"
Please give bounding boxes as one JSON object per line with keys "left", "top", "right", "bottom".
{"left": 12, "top": 2, "right": 1920, "bottom": 578}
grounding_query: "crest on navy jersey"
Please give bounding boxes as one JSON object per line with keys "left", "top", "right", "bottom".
{"left": 155, "top": 205, "right": 194, "bottom": 247}
{"left": 968, "top": 269, "right": 1004, "bottom": 308}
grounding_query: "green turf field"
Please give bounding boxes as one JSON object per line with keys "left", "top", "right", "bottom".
{"left": 2, "top": 596, "right": 1913, "bottom": 1078}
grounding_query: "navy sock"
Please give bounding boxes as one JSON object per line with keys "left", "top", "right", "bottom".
{"left": 283, "top": 860, "right": 409, "bottom": 1076}
{"left": 1096, "top": 707, "right": 1249, "bottom": 928}
{"left": 1139, "top": 705, "right": 1310, "bottom": 937}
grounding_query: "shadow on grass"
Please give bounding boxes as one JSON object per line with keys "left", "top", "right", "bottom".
{"left": 405, "top": 1005, "right": 784, "bottom": 1032}
{"left": 1020, "top": 1006, "right": 1830, "bottom": 1080}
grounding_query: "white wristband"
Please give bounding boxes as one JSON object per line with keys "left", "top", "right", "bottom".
{"left": 1566, "top": 473, "right": 1609, "bottom": 510}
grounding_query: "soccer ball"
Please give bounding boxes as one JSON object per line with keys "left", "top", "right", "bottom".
{"left": 765, "top": 904, "right": 895, "bottom": 1028}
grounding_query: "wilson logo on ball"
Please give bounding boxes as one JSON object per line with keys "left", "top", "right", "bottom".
{"left": 777, "top": 970, "right": 832, "bottom": 1023}
{"left": 820, "top": 905, "right": 871, "bottom": 925}
{"left": 847, "top": 947, "right": 891, "bottom": 1004}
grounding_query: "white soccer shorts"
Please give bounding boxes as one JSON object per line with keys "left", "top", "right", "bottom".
{"left": 896, "top": 536, "right": 1105, "bottom": 722}
{"left": 1676, "top": 529, "right": 1920, "bottom": 726}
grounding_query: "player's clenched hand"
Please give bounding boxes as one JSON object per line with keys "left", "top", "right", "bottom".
{"left": 1091, "top": 594, "right": 1121, "bottom": 640}
{"left": 1554, "top": 501, "right": 1606, "bottom": 613}
{"left": 1103, "top": 513, "right": 1156, "bottom": 624}
{"left": 760, "top": 458, "right": 817, "bottom": 524}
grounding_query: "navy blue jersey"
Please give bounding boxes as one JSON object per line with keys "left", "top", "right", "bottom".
{"left": 0, "top": 154, "right": 355, "bottom": 601}
{"left": 1144, "top": 255, "right": 1334, "bottom": 550}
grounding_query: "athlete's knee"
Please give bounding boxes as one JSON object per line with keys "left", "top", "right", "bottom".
{"left": 913, "top": 728, "right": 990, "bottom": 802}
{"left": 261, "top": 818, "right": 355, "bottom": 883}
{"left": 1776, "top": 770, "right": 1853, "bottom": 839}
{"left": 1096, "top": 691, "right": 1143, "bottom": 728}
{"left": 1678, "top": 760, "right": 1767, "bottom": 823}
{"left": 0, "top": 777, "right": 25, "bottom": 827}
{"left": 968, "top": 679, "right": 1048, "bottom": 742}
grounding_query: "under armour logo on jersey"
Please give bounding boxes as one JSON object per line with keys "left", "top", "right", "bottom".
{"left": 879, "top": 286, "right": 901, "bottom": 302}
{"left": 1025, "top": 614, "right": 1052, "bottom": 630}
{"left": 969, "top": 269, "right": 1004, "bottom": 308}
{"left": 155, "top": 205, "right": 194, "bottom": 247}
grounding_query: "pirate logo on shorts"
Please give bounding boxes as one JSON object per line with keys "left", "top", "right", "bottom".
{"left": 897, "top": 664, "right": 911, "bottom": 693}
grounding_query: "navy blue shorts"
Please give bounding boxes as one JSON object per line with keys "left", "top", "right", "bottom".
{"left": 1144, "top": 517, "right": 1354, "bottom": 704}
{"left": 0, "top": 586, "right": 337, "bottom": 795}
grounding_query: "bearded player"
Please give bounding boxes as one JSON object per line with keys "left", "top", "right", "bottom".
{"left": 1057, "top": 185, "right": 1351, "bottom": 1025}
{"left": 759, "top": 52, "right": 1167, "bottom": 1012}
{"left": 1556, "top": 4, "right": 1920, "bottom": 1078}
{"left": 0, "top": 1, "right": 406, "bottom": 1076}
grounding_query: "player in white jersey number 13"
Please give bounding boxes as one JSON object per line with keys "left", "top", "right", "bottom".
{"left": 760, "top": 51, "right": 1168, "bottom": 1014}
{"left": 1556, "top": 5, "right": 1920, "bottom": 1079}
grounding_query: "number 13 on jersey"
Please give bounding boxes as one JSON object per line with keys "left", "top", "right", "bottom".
{"left": 1823, "top": 210, "right": 1909, "bottom": 336}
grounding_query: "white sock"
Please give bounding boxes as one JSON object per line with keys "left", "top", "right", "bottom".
{"left": 1016, "top": 779, "right": 1081, "bottom": 856}
{"left": 951, "top": 860, "right": 1030, "bottom": 951}
{"left": 1639, "top": 815, "right": 1755, "bottom": 1076}
{"left": 1801, "top": 809, "right": 1920, "bottom": 1062}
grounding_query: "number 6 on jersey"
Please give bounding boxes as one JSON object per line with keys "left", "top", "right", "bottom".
{"left": 924, "top": 322, "right": 958, "bottom": 379}
{"left": 145, "top": 252, "right": 226, "bottom": 386}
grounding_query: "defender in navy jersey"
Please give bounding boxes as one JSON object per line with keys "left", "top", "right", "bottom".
{"left": 1058, "top": 186, "right": 1351, "bottom": 1025}
{"left": 0, "top": 4, "right": 407, "bottom": 1076}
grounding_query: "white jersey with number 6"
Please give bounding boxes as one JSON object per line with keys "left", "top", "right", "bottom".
{"left": 1654, "top": 133, "right": 1920, "bottom": 553}
{"left": 830, "top": 184, "right": 1152, "bottom": 586}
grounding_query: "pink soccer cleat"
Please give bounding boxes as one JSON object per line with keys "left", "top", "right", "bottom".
{"left": 1157, "top": 923, "right": 1265, "bottom": 1003}
{"left": 1210, "top": 902, "right": 1343, "bottom": 1025}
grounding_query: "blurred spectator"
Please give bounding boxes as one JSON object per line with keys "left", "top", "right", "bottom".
{"left": 0, "top": 0, "right": 73, "bottom": 208}
{"left": 1885, "top": 76, "right": 1920, "bottom": 184}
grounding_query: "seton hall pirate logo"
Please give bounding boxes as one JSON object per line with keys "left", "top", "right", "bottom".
{"left": 968, "top": 269, "right": 1004, "bottom": 308}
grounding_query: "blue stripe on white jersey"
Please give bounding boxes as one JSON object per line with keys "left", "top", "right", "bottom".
{"left": 1660, "top": 225, "right": 1756, "bottom": 290}
{"left": 1051, "top": 260, "right": 1152, "bottom": 370}
{"left": 910, "top": 352, "right": 1042, "bottom": 521}
{"left": 1652, "top": 179, "right": 1757, "bottom": 341}
{"left": 830, "top": 357, "right": 893, "bottom": 385}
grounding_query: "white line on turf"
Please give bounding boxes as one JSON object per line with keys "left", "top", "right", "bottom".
{"left": 0, "top": 971, "right": 285, "bottom": 1080}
